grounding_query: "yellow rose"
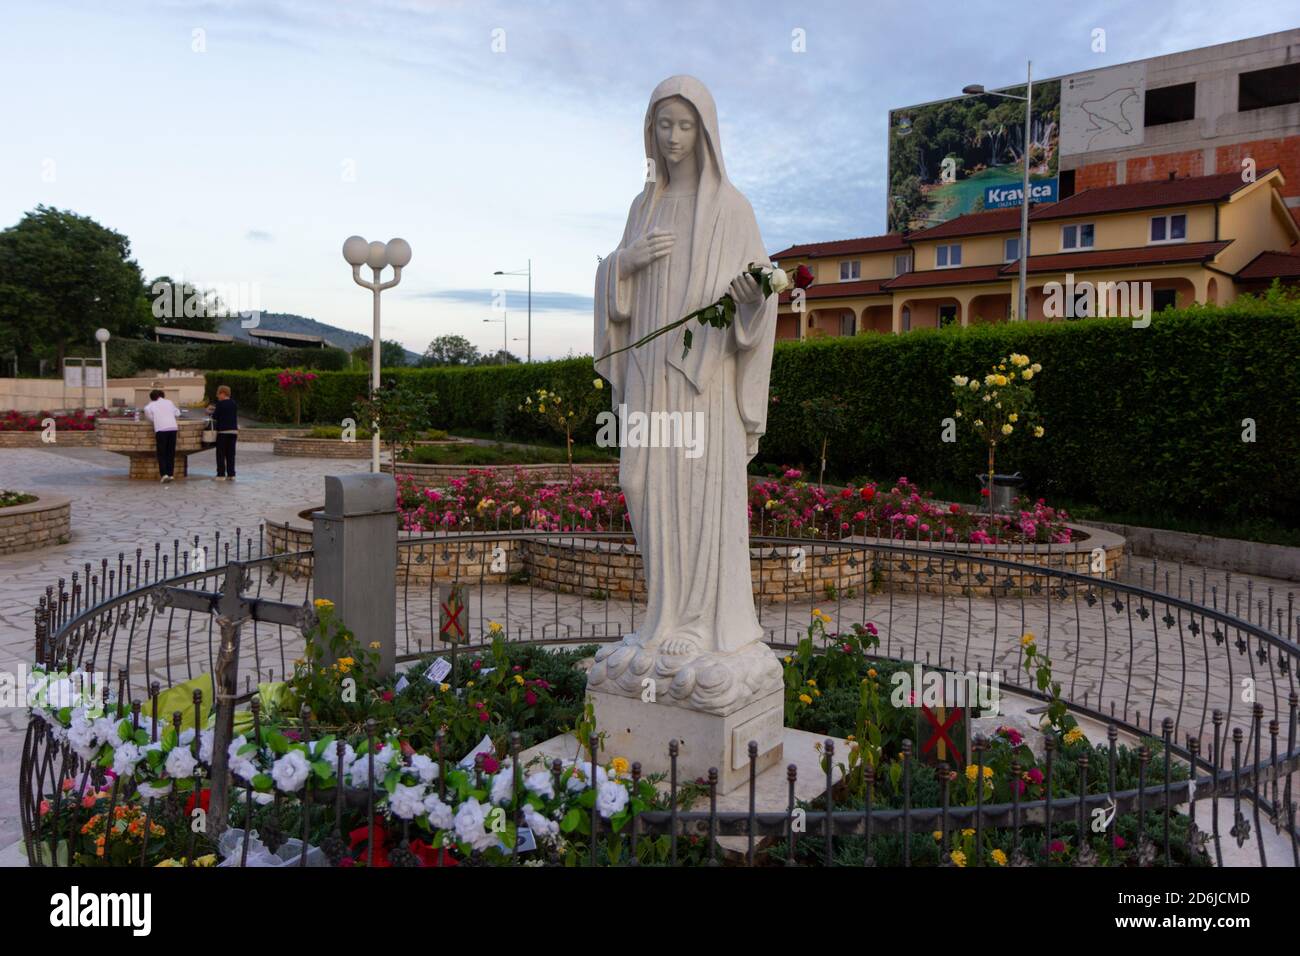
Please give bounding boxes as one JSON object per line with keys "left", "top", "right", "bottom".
{"left": 951, "top": 850, "right": 967, "bottom": 867}
{"left": 992, "top": 848, "right": 1008, "bottom": 866}
{"left": 798, "top": 693, "right": 813, "bottom": 705}
{"left": 593, "top": 378, "right": 604, "bottom": 390}
{"left": 1021, "top": 631, "right": 1036, "bottom": 647}
{"left": 313, "top": 598, "right": 334, "bottom": 609}
{"left": 1008, "top": 413, "right": 1018, "bottom": 423}
{"left": 1033, "top": 425, "right": 1044, "bottom": 438}
{"left": 610, "top": 756, "right": 629, "bottom": 775}
{"left": 1001, "top": 424, "right": 1013, "bottom": 436}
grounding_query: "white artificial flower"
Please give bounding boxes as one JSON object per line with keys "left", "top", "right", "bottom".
{"left": 137, "top": 781, "right": 173, "bottom": 799}
{"left": 521, "top": 803, "right": 559, "bottom": 841}
{"left": 564, "top": 759, "right": 608, "bottom": 793}
{"left": 489, "top": 766, "right": 516, "bottom": 806}
{"left": 112, "top": 741, "right": 144, "bottom": 777}
{"left": 453, "top": 797, "right": 499, "bottom": 852}
{"left": 768, "top": 268, "right": 790, "bottom": 293}
{"left": 423, "top": 793, "right": 454, "bottom": 830}
{"left": 236, "top": 789, "right": 275, "bottom": 806}
{"left": 164, "top": 746, "right": 197, "bottom": 780}
{"left": 271, "top": 749, "right": 311, "bottom": 793}
{"left": 408, "top": 753, "right": 439, "bottom": 785}
{"left": 388, "top": 782, "right": 427, "bottom": 820}
{"left": 595, "top": 779, "right": 629, "bottom": 818}
{"left": 952, "top": 375, "right": 969, "bottom": 387}
{"left": 523, "top": 769, "right": 554, "bottom": 799}
{"left": 228, "top": 736, "right": 258, "bottom": 782}
{"left": 198, "top": 729, "right": 214, "bottom": 764}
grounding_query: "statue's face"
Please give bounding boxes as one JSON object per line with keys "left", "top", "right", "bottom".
{"left": 654, "top": 98, "right": 698, "bottom": 168}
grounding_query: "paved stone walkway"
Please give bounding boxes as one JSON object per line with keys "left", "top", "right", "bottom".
{"left": 1, "top": 443, "right": 1295, "bottom": 861}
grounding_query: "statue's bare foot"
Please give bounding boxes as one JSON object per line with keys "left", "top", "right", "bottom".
{"left": 658, "top": 636, "right": 699, "bottom": 658}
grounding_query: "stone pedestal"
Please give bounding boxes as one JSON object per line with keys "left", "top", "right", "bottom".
{"left": 590, "top": 686, "right": 784, "bottom": 794}
{"left": 97, "top": 419, "right": 207, "bottom": 479}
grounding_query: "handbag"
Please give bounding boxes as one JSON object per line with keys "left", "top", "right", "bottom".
{"left": 202, "top": 418, "right": 217, "bottom": 444}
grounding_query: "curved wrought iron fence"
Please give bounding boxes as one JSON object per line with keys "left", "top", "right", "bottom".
{"left": 21, "top": 523, "right": 1300, "bottom": 867}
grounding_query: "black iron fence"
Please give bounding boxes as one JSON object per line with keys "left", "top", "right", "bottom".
{"left": 21, "top": 522, "right": 1300, "bottom": 866}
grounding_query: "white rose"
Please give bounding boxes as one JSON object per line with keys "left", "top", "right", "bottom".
{"left": 112, "top": 742, "right": 144, "bottom": 777}
{"left": 595, "top": 779, "right": 629, "bottom": 818}
{"left": 409, "top": 753, "right": 439, "bottom": 785}
{"left": 521, "top": 803, "right": 559, "bottom": 841}
{"left": 489, "top": 767, "right": 516, "bottom": 806}
{"left": 164, "top": 746, "right": 197, "bottom": 780}
{"left": 423, "top": 793, "right": 455, "bottom": 830}
{"left": 137, "top": 781, "right": 173, "bottom": 799}
{"left": 388, "top": 782, "right": 427, "bottom": 820}
{"left": 769, "top": 268, "right": 790, "bottom": 293}
{"left": 271, "top": 749, "right": 311, "bottom": 793}
{"left": 565, "top": 759, "right": 607, "bottom": 793}
{"left": 524, "top": 770, "right": 554, "bottom": 799}
{"left": 453, "top": 797, "right": 499, "bottom": 852}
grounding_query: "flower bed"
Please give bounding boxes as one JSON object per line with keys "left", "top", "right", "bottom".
{"left": 25, "top": 608, "right": 1202, "bottom": 868}
{"left": 0, "top": 409, "right": 99, "bottom": 431}
{"left": 396, "top": 468, "right": 1074, "bottom": 545}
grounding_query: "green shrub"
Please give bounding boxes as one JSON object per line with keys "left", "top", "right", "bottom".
{"left": 204, "top": 305, "right": 1299, "bottom": 524}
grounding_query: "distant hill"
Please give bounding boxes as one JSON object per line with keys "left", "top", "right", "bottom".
{"left": 216, "top": 313, "right": 421, "bottom": 365}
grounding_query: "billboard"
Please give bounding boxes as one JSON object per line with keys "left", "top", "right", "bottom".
{"left": 984, "top": 178, "right": 1057, "bottom": 209}
{"left": 887, "top": 79, "right": 1061, "bottom": 232}
{"left": 1060, "top": 62, "right": 1147, "bottom": 155}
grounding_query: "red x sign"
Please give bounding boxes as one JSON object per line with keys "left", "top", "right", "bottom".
{"left": 920, "top": 704, "right": 964, "bottom": 763}
{"left": 439, "top": 586, "right": 466, "bottom": 643}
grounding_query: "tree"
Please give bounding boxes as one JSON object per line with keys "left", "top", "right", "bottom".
{"left": 352, "top": 379, "right": 435, "bottom": 464}
{"left": 0, "top": 206, "right": 149, "bottom": 370}
{"left": 351, "top": 339, "right": 408, "bottom": 369}
{"left": 420, "top": 334, "right": 480, "bottom": 367}
{"left": 476, "top": 349, "right": 521, "bottom": 366}
{"left": 145, "top": 276, "right": 222, "bottom": 333}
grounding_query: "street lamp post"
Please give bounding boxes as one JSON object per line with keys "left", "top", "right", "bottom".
{"left": 483, "top": 314, "right": 508, "bottom": 364}
{"left": 963, "top": 59, "right": 1033, "bottom": 322}
{"left": 493, "top": 260, "right": 531, "bottom": 361}
{"left": 342, "top": 235, "right": 412, "bottom": 473}
{"left": 94, "top": 328, "right": 110, "bottom": 410}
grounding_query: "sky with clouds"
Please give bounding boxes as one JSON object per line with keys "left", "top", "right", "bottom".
{"left": 1, "top": 1, "right": 1293, "bottom": 359}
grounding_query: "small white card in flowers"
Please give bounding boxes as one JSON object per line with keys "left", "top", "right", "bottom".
{"left": 424, "top": 657, "right": 452, "bottom": 685}
{"left": 394, "top": 675, "right": 409, "bottom": 694}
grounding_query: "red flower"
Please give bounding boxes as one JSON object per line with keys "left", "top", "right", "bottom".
{"left": 949, "top": 503, "right": 961, "bottom": 514}
{"left": 859, "top": 486, "right": 876, "bottom": 502}
{"left": 184, "top": 788, "right": 211, "bottom": 816}
{"left": 524, "top": 690, "right": 538, "bottom": 706}
{"left": 480, "top": 755, "right": 500, "bottom": 774}
{"left": 980, "top": 488, "right": 990, "bottom": 497}
{"left": 381, "top": 690, "right": 395, "bottom": 702}
{"left": 793, "top": 264, "right": 815, "bottom": 290}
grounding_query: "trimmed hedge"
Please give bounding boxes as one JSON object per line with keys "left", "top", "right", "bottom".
{"left": 69, "top": 338, "right": 348, "bottom": 377}
{"left": 205, "top": 305, "right": 1300, "bottom": 523}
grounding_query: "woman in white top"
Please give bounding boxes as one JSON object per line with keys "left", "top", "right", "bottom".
{"left": 143, "top": 388, "right": 182, "bottom": 482}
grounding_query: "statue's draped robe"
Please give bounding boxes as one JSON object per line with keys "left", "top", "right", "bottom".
{"left": 593, "top": 76, "right": 777, "bottom": 660}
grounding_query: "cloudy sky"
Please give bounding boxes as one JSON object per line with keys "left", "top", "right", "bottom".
{"left": 1, "top": 1, "right": 1293, "bottom": 359}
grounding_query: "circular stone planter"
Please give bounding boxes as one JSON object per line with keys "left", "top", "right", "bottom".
{"left": 96, "top": 418, "right": 207, "bottom": 479}
{"left": 263, "top": 505, "right": 1125, "bottom": 600}
{"left": 0, "top": 430, "right": 98, "bottom": 448}
{"left": 0, "top": 493, "right": 72, "bottom": 554}
{"left": 272, "top": 437, "right": 374, "bottom": 459}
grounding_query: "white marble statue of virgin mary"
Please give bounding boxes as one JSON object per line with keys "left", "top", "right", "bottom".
{"left": 587, "top": 75, "right": 783, "bottom": 715}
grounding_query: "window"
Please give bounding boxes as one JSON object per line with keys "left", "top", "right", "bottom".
{"left": 1150, "top": 213, "right": 1187, "bottom": 243}
{"left": 938, "top": 305, "right": 958, "bottom": 328}
{"left": 1238, "top": 64, "right": 1300, "bottom": 111}
{"left": 936, "top": 244, "right": 962, "bottom": 268}
{"left": 893, "top": 253, "right": 912, "bottom": 277}
{"left": 1061, "top": 223, "right": 1094, "bottom": 251}
{"left": 839, "top": 260, "right": 861, "bottom": 281}
{"left": 1004, "top": 237, "right": 1021, "bottom": 262}
{"left": 1145, "top": 83, "right": 1196, "bottom": 126}
{"left": 901, "top": 307, "right": 911, "bottom": 332}
{"left": 840, "top": 312, "right": 856, "bottom": 336}
{"left": 1058, "top": 169, "right": 1076, "bottom": 199}
{"left": 1153, "top": 288, "right": 1178, "bottom": 313}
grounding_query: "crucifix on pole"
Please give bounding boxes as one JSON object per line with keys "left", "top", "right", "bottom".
{"left": 150, "top": 560, "right": 317, "bottom": 843}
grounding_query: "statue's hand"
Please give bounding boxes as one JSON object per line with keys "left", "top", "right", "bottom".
{"left": 619, "top": 230, "right": 674, "bottom": 279}
{"left": 729, "top": 272, "right": 762, "bottom": 306}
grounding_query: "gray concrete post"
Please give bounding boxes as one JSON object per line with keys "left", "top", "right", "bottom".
{"left": 312, "top": 473, "right": 397, "bottom": 677}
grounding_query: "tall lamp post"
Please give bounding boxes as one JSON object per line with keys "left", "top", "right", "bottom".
{"left": 94, "top": 328, "right": 110, "bottom": 410}
{"left": 493, "top": 260, "right": 531, "bottom": 362}
{"left": 963, "top": 59, "right": 1033, "bottom": 322}
{"left": 483, "top": 314, "right": 508, "bottom": 364}
{"left": 343, "top": 235, "right": 412, "bottom": 473}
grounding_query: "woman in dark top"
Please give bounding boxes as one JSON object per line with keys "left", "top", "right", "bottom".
{"left": 207, "top": 386, "right": 239, "bottom": 480}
